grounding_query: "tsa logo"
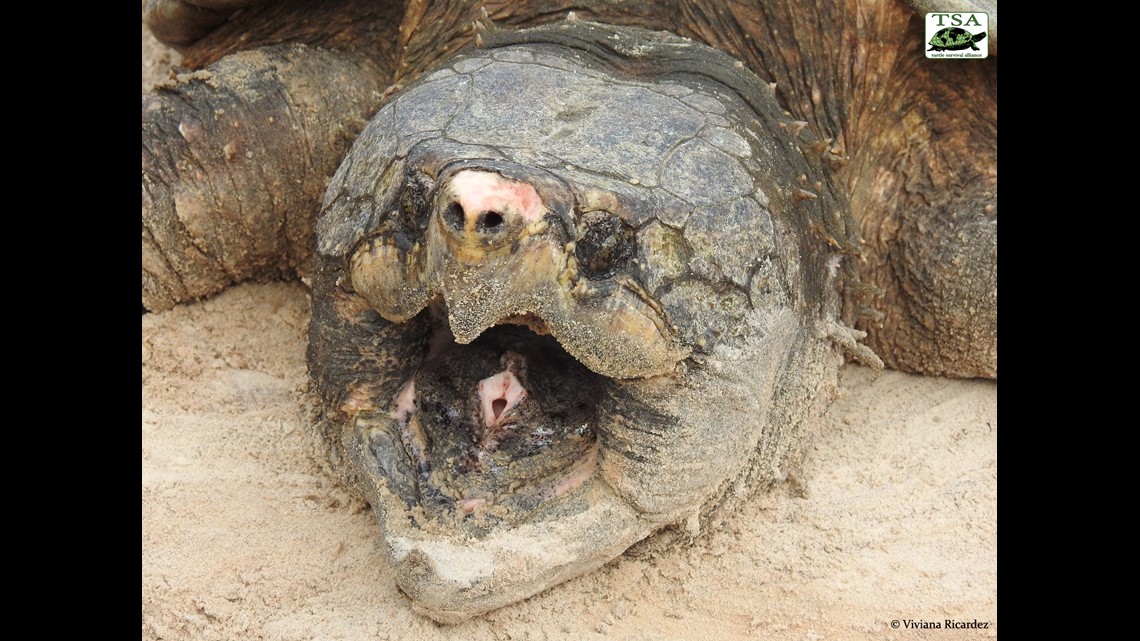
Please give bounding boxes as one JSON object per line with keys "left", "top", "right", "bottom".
{"left": 925, "top": 13, "right": 988, "bottom": 59}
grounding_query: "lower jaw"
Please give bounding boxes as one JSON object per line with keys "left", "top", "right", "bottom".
{"left": 360, "top": 405, "right": 604, "bottom": 536}
{"left": 362, "top": 462, "right": 655, "bottom": 624}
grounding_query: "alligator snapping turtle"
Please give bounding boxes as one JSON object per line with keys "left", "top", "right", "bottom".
{"left": 142, "top": 0, "right": 997, "bottom": 623}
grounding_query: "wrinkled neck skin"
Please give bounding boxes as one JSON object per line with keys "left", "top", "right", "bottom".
{"left": 308, "top": 22, "right": 845, "bottom": 623}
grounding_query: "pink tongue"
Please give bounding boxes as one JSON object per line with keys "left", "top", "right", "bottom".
{"left": 477, "top": 369, "right": 526, "bottom": 428}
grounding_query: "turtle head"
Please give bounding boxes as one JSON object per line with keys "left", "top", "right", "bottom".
{"left": 309, "top": 21, "right": 843, "bottom": 623}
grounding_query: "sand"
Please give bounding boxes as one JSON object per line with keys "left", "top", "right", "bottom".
{"left": 142, "top": 25, "right": 997, "bottom": 641}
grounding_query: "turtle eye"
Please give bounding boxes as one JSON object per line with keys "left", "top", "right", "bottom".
{"left": 378, "top": 171, "right": 434, "bottom": 253}
{"left": 398, "top": 171, "right": 435, "bottom": 234}
{"left": 575, "top": 211, "right": 634, "bottom": 280}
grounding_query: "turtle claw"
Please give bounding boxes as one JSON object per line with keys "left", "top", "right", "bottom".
{"left": 472, "top": 6, "right": 498, "bottom": 47}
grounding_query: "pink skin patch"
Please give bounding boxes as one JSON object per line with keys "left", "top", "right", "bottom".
{"left": 477, "top": 369, "right": 527, "bottom": 428}
{"left": 391, "top": 379, "right": 417, "bottom": 423}
{"left": 449, "top": 170, "right": 545, "bottom": 224}
{"left": 548, "top": 445, "right": 598, "bottom": 499}
{"left": 390, "top": 378, "right": 430, "bottom": 473}
{"left": 456, "top": 497, "right": 488, "bottom": 515}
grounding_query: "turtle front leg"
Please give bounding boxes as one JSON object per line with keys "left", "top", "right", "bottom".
{"left": 142, "top": 45, "right": 388, "bottom": 311}
{"left": 142, "top": 1, "right": 403, "bottom": 311}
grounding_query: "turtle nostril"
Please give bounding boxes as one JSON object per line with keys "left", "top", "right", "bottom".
{"left": 445, "top": 201, "right": 466, "bottom": 230}
{"left": 479, "top": 211, "right": 505, "bottom": 231}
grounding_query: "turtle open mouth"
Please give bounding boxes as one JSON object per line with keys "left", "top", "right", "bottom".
{"left": 360, "top": 303, "right": 609, "bottom": 536}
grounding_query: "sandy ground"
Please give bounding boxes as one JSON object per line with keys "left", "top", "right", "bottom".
{"left": 142, "top": 25, "right": 997, "bottom": 641}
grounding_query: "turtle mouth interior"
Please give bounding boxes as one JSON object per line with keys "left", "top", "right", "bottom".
{"left": 366, "top": 302, "right": 609, "bottom": 536}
